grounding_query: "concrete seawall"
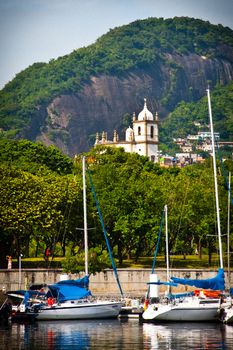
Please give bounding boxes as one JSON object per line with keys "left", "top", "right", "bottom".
{"left": 0, "top": 268, "right": 231, "bottom": 297}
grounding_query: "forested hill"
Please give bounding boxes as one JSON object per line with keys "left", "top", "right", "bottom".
{"left": 160, "top": 81, "right": 233, "bottom": 147}
{"left": 0, "top": 17, "right": 233, "bottom": 156}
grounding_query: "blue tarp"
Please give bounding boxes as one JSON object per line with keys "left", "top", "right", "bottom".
{"left": 48, "top": 277, "right": 92, "bottom": 302}
{"left": 170, "top": 268, "right": 225, "bottom": 291}
{"left": 11, "top": 278, "right": 91, "bottom": 306}
{"left": 57, "top": 276, "right": 89, "bottom": 288}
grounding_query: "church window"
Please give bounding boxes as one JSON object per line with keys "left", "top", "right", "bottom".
{"left": 150, "top": 126, "right": 154, "bottom": 138}
{"left": 138, "top": 126, "right": 141, "bottom": 135}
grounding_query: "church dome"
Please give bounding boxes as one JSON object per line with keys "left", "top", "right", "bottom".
{"left": 138, "top": 98, "right": 153, "bottom": 121}
{"left": 125, "top": 126, "right": 134, "bottom": 142}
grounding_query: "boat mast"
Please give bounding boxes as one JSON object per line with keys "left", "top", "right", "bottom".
{"left": 227, "top": 172, "right": 231, "bottom": 286}
{"left": 207, "top": 88, "right": 223, "bottom": 269}
{"left": 82, "top": 156, "right": 89, "bottom": 276}
{"left": 165, "top": 205, "right": 170, "bottom": 287}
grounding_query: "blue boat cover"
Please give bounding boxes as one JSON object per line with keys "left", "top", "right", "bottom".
{"left": 21, "top": 278, "right": 91, "bottom": 305}
{"left": 170, "top": 268, "right": 225, "bottom": 291}
{"left": 57, "top": 276, "right": 89, "bottom": 288}
{"left": 48, "top": 277, "right": 92, "bottom": 302}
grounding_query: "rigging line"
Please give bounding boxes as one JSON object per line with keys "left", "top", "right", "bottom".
{"left": 61, "top": 202, "right": 73, "bottom": 246}
{"left": 175, "top": 177, "right": 190, "bottom": 235}
{"left": 151, "top": 209, "right": 165, "bottom": 274}
{"left": 87, "top": 168, "right": 124, "bottom": 298}
{"left": 216, "top": 140, "right": 233, "bottom": 206}
{"left": 207, "top": 140, "right": 221, "bottom": 267}
{"left": 211, "top": 172, "right": 220, "bottom": 266}
{"left": 61, "top": 179, "right": 77, "bottom": 247}
{"left": 170, "top": 177, "right": 190, "bottom": 269}
{"left": 48, "top": 179, "right": 72, "bottom": 268}
{"left": 205, "top": 158, "right": 220, "bottom": 266}
{"left": 215, "top": 140, "right": 233, "bottom": 265}
{"left": 146, "top": 208, "right": 165, "bottom": 300}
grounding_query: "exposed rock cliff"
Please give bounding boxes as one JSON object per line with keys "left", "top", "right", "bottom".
{"left": 1, "top": 17, "right": 233, "bottom": 156}
{"left": 36, "top": 52, "right": 233, "bottom": 156}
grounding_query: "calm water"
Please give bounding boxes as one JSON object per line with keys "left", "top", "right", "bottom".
{"left": 0, "top": 319, "right": 233, "bottom": 350}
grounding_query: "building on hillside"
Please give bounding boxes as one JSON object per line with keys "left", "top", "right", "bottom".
{"left": 187, "top": 134, "right": 199, "bottom": 141}
{"left": 197, "top": 131, "right": 220, "bottom": 140}
{"left": 95, "top": 98, "right": 159, "bottom": 162}
{"left": 180, "top": 144, "right": 193, "bottom": 153}
{"left": 197, "top": 141, "right": 213, "bottom": 152}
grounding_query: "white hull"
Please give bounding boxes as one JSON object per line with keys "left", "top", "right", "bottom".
{"left": 143, "top": 298, "right": 220, "bottom": 322}
{"left": 36, "top": 300, "right": 122, "bottom": 320}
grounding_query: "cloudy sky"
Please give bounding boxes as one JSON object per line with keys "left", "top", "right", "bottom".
{"left": 0, "top": 0, "right": 232, "bottom": 88}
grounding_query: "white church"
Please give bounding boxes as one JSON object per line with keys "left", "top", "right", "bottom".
{"left": 95, "top": 98, "right": 159, "bottom": 162}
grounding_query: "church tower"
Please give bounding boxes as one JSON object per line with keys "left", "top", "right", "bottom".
{"left": 95, "top": 98, "right": 159, "bottom": 162}
{"left": 132, "top": 98, "right": 159, "bottom": 162}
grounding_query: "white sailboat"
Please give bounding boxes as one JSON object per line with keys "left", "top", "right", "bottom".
{"left": 35, "top": 296, "right": 123, "bottom": 321}
{"left": 143, "top": 89, "right": 224, "bottom": 322}
{"left": 33, "top": 156, "right": 123, "bottom": 320}
{"left": 143, "top": 205, "right": 221, "bottom": 322}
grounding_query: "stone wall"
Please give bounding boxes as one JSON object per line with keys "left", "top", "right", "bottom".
{"left": 0, "top": 268, "right": 231, "bottom": 297}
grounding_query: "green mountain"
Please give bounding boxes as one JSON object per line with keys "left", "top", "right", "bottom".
{"left": 0, "top": 17, "right": 233, "bottom": 155}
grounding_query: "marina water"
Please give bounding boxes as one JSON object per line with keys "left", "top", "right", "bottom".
{"left": 1, "top": 319, "right": 233, "bottom": 349}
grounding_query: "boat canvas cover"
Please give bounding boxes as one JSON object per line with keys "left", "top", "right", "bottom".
{"left": 170, "top": 268, "right": 225, "bottom": 291}
{"left": 48, "top": 277, "right": 92, "bottom": 302}
{"left": 57, "top": 276, "right": 89, "bottom": 288}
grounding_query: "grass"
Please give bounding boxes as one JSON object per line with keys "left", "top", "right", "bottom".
{"left": 120, "top": 254, "right": 223, "bottom": 269}
{"left": 10, "top": 254, "right": 231, "bottom": 270}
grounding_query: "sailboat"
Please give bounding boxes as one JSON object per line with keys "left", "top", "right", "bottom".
{"left": 24, "top": 156, "right": 123, "bottom": 320}
{"left": 143, "top": 89, "right": 225, "bottom": 322}
{"left": 143, "top": 205, "right": 222, "bottom": 322}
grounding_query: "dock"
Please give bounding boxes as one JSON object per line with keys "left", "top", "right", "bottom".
{"left": 119, "top": 306, "right": 143, "bottom": 319}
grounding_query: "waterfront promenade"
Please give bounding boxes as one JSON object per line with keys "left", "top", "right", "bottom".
{"left": 1, "top": 268, "right": 232, "bottom": 296}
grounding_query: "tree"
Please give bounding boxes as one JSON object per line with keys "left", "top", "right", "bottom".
{"left": 84, "top": 147, "right": 165, "bottom": 264}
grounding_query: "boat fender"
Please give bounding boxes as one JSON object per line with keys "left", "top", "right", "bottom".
{"left": 47, "top": 297, "right": 55, "bottom": 306}
{"left": 143, "top": 299, "right": 149, "bottom": 310}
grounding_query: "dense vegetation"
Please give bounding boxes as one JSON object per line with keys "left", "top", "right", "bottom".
{"left": 160, "top": 81, "right": 233, "bottom": 152}
{"left": 0, "top": 17, "right": 232, "bottom": 140}
{"left": 0, "top": 140, "right": 232, "bottom": 271}
{"left": 0, "top": 139, "right": 73, "bottom": 174}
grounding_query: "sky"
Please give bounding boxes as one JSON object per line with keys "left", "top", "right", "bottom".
{"left": 0, "top": 0, "right": 233, "bottom": 89}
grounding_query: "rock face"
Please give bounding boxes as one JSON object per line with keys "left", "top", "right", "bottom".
{"left": 35, "top": 52, "right": 233, "bottom": 156}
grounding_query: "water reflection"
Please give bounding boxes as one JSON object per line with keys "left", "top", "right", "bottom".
{"left": 0, "top": 319, "right": 233, "bottom": 350}
{"left": 143, "top": 322, "right": 233, "bottom": 350}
